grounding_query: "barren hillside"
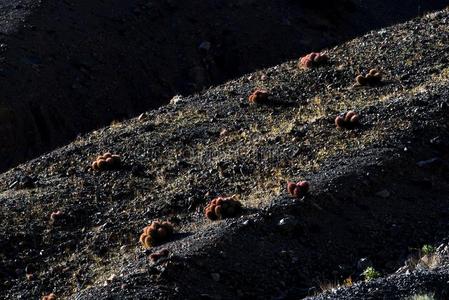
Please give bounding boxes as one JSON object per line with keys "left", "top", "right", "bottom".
{"left": 2, "top": 6, "right": 449, "bottom": 300}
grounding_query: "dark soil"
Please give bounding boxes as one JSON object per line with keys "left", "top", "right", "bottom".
{"left": 2, "top": 7, "right": 449, "bottom": 300}
{"left": 0, "top": 0, "right": 448, "bottom": 172}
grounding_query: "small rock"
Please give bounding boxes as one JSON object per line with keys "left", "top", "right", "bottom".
{"left": 138, "top": 112, "right": 148, "bottom": 121}
{"left": 375, "top": 189, "right": 390, "bottom": 198}
{"left": 198, "top": 41, "right": 211, "bottom": 53}
{"left": 219, "top": 129, "right": 229, "bottom": 137}
{"left": 277, "top": 216, "right": 299, "bottom": 232}
{"left": 170, "top": 95, "right": 184, "bottom": 105}
{"left": 211, "top": 273, "right": 220, "bottom": 282}
{"left": 18, "top": 175, "right": 35, "bottom": 189}
{"left": 416, "top": 157, "right": 443, "bottom": 168}
{"left": 357, "top": 257, "right": 373, "bottom": 272}
{"left": 242, "top": 219, "right": 251, "bottom": 226}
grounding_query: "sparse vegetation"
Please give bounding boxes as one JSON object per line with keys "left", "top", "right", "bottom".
{"left": 343, "top": 276, "right": 353, "bottom": 286}
{"left": 408, "top": 293, "right": 435, "bottom": 300}
{"left": 139, "top": 221, "right": 174, "bottom": 248}
{"left": 318, "top": 280, "right": 340, "bottom": 293}
{"left": 362, "top": 266, "right": 381, "bottom": 281}
{"left": 422, "top": 244, "right": 435, "bottom": 256}
{"left": 3, "top": 6, "right": 449, "bottom": 299}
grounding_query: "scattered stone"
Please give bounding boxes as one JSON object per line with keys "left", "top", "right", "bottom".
{"left": 25, "top": 263, "right": 35, "bottom": 280}
{"left": 219, "top": 129, "right": 229, "bottom": 137}
{"left": 198, "top": 41, "right": 211, "bottom": 53}
{"left": 49, "top": 210, "right": 64, "bottom": 225}
{"left": 138, "top": 112, "right": 148, "bottom": 121}
{"left": 170, "top": 95, "right": 184, "bottom": 105}
{"left": 357, "top": 257, "right": 373, "bottom": 272}
{"left": 416, "top": 157, "right": 443, "bottom": 168}
{"left": 150, "top": 248, "right": 170, "bottom": 262}
{"left": 211, "top": 272, "right": 220, "bottom": 282}
{"left": 15, "top": 175, "right": 36, "bottom": 189}
{"left": 277, "top": 216, "right": 300, "bottom": 232}
{"left": 375, "top": 189, "right": 390, "bottom": 198}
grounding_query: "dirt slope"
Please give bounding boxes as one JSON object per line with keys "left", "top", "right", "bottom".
{"left": 0, "top": 0, "right": 448, "bottom": 172}
{"left": 2, "top": 7, "right": 449, "bottom": 300}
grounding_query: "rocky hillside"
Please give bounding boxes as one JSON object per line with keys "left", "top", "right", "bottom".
{"left": 0, "top": 0, "right": 448, "bottom": 172}
{"left": 2, "top": 7, "right": 449, "bottom": 300}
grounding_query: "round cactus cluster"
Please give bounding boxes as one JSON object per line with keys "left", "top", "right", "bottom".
{"left": 355, "top": 68, "right": 382, "bottom": 85}
{"left": 42, "top": 293, "right": 57, "bottom": 300}
{"left": 248, "top": 89, "right": 269, "bottom": 105}
{"left": 335, "top": 111, "right": 360, "bottom": 129}
{"left": 91, "top": 152, "right": 121, "bottom": 171}
{"left": 139, "top": 220, "right": 174, "bottom": 248}
{"left": 149, "top": 248, "right": 170, "bottom": 262}
{"left": 204, "top": 196, "right": 242, "bottom": 220}
{"left": 299, "top": 52, "right": 329, "bottom": 69}
{"left": 287, "top": 181, "right": 310, "bottom": 198}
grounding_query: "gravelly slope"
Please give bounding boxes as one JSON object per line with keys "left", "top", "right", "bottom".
{"left": 2, "top": 7, "right": 449, "bottom": 300}
{"left": 0, "top": 0, "right": 448, "bottom": 172}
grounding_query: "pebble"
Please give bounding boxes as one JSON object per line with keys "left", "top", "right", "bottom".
{"left": 277, "top": 216, "right": 299, "bottom": 232}
{"left": 211, "top": 273, "right": 220, "bottom": 282}
{"left": 357, "top": 257, "right": 373, "bottom": 272}
{"left": 375, "top": 190, "right": 390, "bottom": 198}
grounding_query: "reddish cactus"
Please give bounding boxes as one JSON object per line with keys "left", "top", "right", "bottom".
{"left": 248, "top": 89, "right": 269, "bottom": 105}
{"left": 42, "top": 293, "right": 57, "bottom": 300}
{"left": 355, "top": 69, "right": 382, "bottom": 85}
{"left": 298, "top": 52, "right": 329, "bottom": 69}
{"left": 204, "top": 196, "right": 242, "bottom": 220}
{"left": 287, "top": 181, "right": 310, "bottom": 198}
{"left": 335, "top": 111, "right": 360, "bottom": 129}
{"left": 139, "top": 221, "right": 174, "bottom": 248}
{"left": 91, "top": 152, "right": 121, "bottom": 171}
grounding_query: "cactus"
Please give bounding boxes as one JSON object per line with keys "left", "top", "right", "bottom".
{"left": 287, "top": 181, "right": 310, "bottom": 198}
{"left": 248, "top": 89, "right": 269, "bottom": 105}
{"left": 91, "top": 152, "right": 121, "bottom": 171}
{"left": 139, "top": 221, "right": 174, "bottom": 248}
{"left": 355, "top": 69, "right": 382, "bottom": 85}
{"left": 298, "top": 52, "right": 329, "bottom": 69}
{"left": 335, "top": 111, "right": 360, "bottom": 129}
{"left": 204, "top": 196, "right": 242, "bottom": 220}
